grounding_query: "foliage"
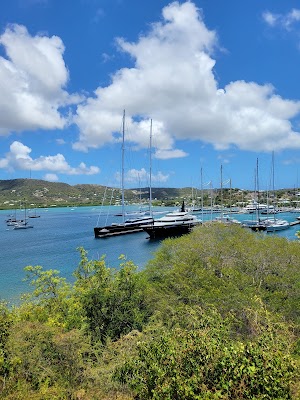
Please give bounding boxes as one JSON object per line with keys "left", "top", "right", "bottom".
{"left": 144, "top": 224, "right": 300, "bottom": 328}
{"left": 74, "top": 249, "right": 152, "bottom": 343}
{"left": 115, "top": 305, "right": 298, "bottom": 400}
{"left": 3, "top": 321, "right": 96, "bottom": 398}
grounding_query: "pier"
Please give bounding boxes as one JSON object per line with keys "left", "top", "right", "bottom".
{"left": 290, "top": 220, "right": 300, "bottom": 226}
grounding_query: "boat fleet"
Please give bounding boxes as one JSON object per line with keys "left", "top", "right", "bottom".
{"left": 93, "top": 113, "right": 295, "bottom": 240}
{"left": 5, "top": 203, "right": 37, "bottom": 229}
{"left": 93, "top": 199, "right": 300, "bottom": 239}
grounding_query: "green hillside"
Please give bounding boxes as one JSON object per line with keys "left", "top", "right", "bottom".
{"left": 0, "top": 179, "right": 201, "bottom": 209}
{"left": 0, "top": 178, "right": 298, "bottom": 210}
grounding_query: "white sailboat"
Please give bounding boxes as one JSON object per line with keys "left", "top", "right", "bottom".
{"left": 213, "top": 165, "right": 241, "bottom": 225}
{"left": 242, "top": 159, "right": 268, "bottom": 231}
{"left": 94, "top": 112, "right": 154, "bottom": 238}
{"left": 13, "top": 202, "right": 33, "bottom": 230}
{"left": 264, "top": 152, "right": 289, "bottom": 232}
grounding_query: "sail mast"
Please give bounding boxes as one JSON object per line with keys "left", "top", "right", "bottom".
{"left": 121, "top": 110, "right": 125, "bottom": 224}
{"left": 149, "top": 119, "right": 153, "bottom": 216}
{"left": 256, "top": 158, "right": 260, "bottom": 222}
{"left": 272, "top": 151, "right": 275, "bottom": 222}
{"left": 201, "top": 167, "right": 204, "bottom": 223}
{"left": 220, "top": 164, "right": 223, "bottom": 216}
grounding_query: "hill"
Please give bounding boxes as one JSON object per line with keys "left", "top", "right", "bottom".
{"left": 0, "top": 178, "right": 297, "bottom": 210}
{"left": 0, "top": 179, "right": 196, "bottom": 209}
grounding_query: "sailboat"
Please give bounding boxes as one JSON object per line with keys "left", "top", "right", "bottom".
{"left": 242, "top": 159, "right": 268, "bottom": 231}
{"left": 213, "top": 165, "right": 241, "bottom": 225}
{"left": 94, "top": 111, "right": 154, "bottom": 238}
{"left": 264, "top": 152, "right": 289, "bottom": 232}
{"left": 28, "top": 205, "right": 41, "bottom": 218}
{"left": 13, "top": 201, "right": 33, "bottom": 229}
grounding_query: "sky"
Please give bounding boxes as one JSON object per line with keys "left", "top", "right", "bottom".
{"left": 1, "top": 0, "right": 300, "bottom": 191}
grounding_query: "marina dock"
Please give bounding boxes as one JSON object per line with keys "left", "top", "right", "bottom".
{"left": 290, "top": 220, "right": 300, "bottom": 226}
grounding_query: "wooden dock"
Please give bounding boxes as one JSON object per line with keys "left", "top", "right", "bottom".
{"left": 290, "top": 220, "right": 300, "bottom": 226}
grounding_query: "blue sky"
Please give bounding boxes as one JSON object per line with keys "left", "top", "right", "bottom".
{"left": 1, "top": 0, "right": 300, "bottom": 191}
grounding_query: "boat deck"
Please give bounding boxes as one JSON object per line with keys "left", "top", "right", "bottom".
{"left": 94, "top": 227, "right": 144, "bottom": 238}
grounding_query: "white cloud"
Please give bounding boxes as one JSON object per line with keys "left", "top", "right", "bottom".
{"left": 262, "top": 11, "right": 279, "bottom": 27}
{"left": 56, "top": 138, "right": 66, "bottom": 145}
{"left": 285, "top": 8, "right": 300, "bottom": 29}
{"left": 155, "top": 149, "right": 188, "bottom": 160}
{"left": 151, "top": 171, "right": 170, "bottom": 183}
{"left": 263, "top": 8, "right": 300, "bottom": 30}
{"left": 73, "top": 1, "right": 300, "bottom": 155}
{"left": 115, "top": 167, "right": 169, "bottom": 184}
{"left": 0, "top": 24, "right": 82, "bottom": 135}
{"left": 44, "top": 173, "right": 59, "bottom": 182}
{"left": 0, "top": 141, "right": 100, "bottom": 175}
{"left": 2, "top": 2, "right": 300, "bottom": 158}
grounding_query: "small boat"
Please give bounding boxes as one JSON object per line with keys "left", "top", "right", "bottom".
{"left": 13, "top": 221, "right": 33, "bottom": 230}
{"left": 213, "top": 214, "right": 241, "bottom": 225}
{"left": 13, "top": 202, "right": 34, "bottom": 230}
{"left": 28, "top": 204, "right": 40, "bottom": 218}
{"left": 141, "top": 202, "right": 201, "bottom": 239}
{"left": 241, "top": 201, "right": 269, "bottom": 214}
{"left": 6, "top": 218, "right": 24, "bottom": 226}
{"left": 241, "top": 219, "right": 267, "bottom": 231}
{"left": 264, "top": 218, "right": 290, "bottom": 232}
{"left": 260, "top": 206, "right": 277, "bottom": 215}
{"left": 290, "top": 208, "right": 300, "bottom": 213}
{"left": 242, "top": 216, "right": 290, "bottom": 232}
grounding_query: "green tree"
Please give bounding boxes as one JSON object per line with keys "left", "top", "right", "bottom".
{"left": 143, "top": 224, "right": 300, "bottom": 328}
{"left": 115, "top": 305, "right": 298, "bottom": 400}
{"left": 76, "top": 252, "right": 152, "bottom": 342}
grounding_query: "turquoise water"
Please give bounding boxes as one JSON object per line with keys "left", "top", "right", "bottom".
{"left": 1, "top": 206, "right": 299, "bottom": 304}
{"left": 0, "top": 206, "right": 163, "bottom": 304}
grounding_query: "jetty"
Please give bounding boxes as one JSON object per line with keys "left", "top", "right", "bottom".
{"left": 290, "top": 220, "right": 300, "bottom": 226}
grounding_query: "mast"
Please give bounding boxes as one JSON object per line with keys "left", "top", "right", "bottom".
{"left": 220, "top": 164, "right": 223, "bottom": 217}
{"left": 149, "top": 119, "right": 153, "bottom": 216}
{"left": 256, "top": 158, "right": 260, "bottom": 222}
{"left": 201, "top": 167, "right": 204, "bottom": 222}
{"left": 210, "top": 181, "right": 213, "bottom": 221}
{"left": 229, "top": 178, "right": 232, "bottom": 215}
{"left": 272, "top": 151, "right": 275, "bottom": 222}
{"left": 121, "top": 110, "right": 125, "bottom": 224}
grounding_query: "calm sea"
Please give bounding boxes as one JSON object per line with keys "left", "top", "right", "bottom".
{"left": 1, "top": 206, "right": 299, "bottom": 304}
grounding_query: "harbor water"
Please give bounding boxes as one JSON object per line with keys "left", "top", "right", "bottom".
{"left": 1, "top": 206, "right": 300, "bottom": 304}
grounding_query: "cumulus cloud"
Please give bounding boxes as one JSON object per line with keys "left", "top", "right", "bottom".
{"left": 115, "top": 167, "right": 169, "bottom": 184}
{"left": 73, "top": 1, "right": 300, "bottom": 154}
{"left": 155, "top": 149, "right": 188, "bottom": 160}
{"left": 262, "top": 8, "right": 300, "bottom": 30}
{"left": 0, "top": 24, "right": 82, "bottom": 135}
{"left": 2, "top": 1, "right": 300, "bottom": 159}
{"left": 44, "top": 173, "right": 59, "bottom": 182}
{"left": 262, "top": 11, "right": 279, "bottom": 27}
{"left": 56, "top": 138, "right": 66, "bottom": 145}
{"left": 0, "top": 141, "right": 100, "bottom": 175}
